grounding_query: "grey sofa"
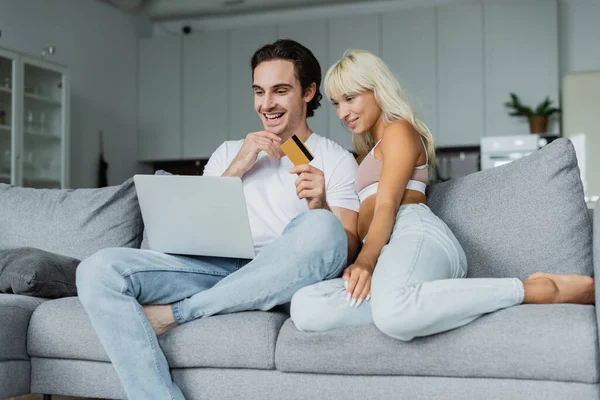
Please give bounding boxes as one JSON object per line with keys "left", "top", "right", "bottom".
{"left": 1, "top": 138, "right": 598, "bottom": 400}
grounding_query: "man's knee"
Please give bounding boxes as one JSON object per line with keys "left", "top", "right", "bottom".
{"left": 76, "top": 247, "right": 132, "bottom": 301}
{"left": 294, "top": 210, "right": 347, "bottom": 255}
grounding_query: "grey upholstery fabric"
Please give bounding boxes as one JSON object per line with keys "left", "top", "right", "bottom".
{"left": 0, "top": 294, "right": 47, "bottom": 361}
{"left": 31, "top": 358, "right": 126, "bottom": 400}
{"left": 0, "top": 360, "right": 30, "bottom": 399}
{"left": 276, "top": 304, "right": 598, "bottom": 383}
{"left": 172, "top": 369, "right": 600, "bottom": 400}
{"left": 0, "top": 178, "right": 143, "bottom": 260}
{"left": 29, "top": 359, "right": 600, "bottom": 400}
{"left": 428, "top": 138, "right": 592, "bottom": 279}
{"left": 0, "top": 247, "right": 79, "bottom": 298}
{"left": 28, "top": 297, "right": 287, "bottom": 369}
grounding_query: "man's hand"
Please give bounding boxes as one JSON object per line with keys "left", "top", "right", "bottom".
{"left": 224, "top": 131, "right": 282, "bottom": 177}
{"left": 290, "top": 164, "right": 328, "bottom": 210}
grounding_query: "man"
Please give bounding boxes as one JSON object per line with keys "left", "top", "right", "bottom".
{"left": 76, "top": 39, "right": 360, "bottom": 399}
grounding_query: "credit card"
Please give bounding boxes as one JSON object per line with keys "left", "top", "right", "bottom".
{"left": 280, "top": 134, "right": 314, "bottom": 166}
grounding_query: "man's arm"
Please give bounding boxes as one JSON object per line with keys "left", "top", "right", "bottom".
{"left": 331, "top": 206, "right": 360, "bottom": 266}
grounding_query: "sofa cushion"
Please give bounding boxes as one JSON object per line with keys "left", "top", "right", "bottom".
{"left": 0, "top": 178, "right": 143, "bottom": 260}
{"left": 0, "top": 294, "right": 47, "bottom": 361}
{"left": 0, "top": 247, "right": 80, "bottom": 298}
{"left": 28, "top": 297, "right": 287, "bottom": 370}
{"left": 276, "top": 304, "right": 598, "bottom": 383}
{"left": 428, "top": 138, "right": 592, "bottom": 279}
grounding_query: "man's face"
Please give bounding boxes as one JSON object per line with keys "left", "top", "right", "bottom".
{"left": 252, "top": 59, "right": 309, "bottom": 138}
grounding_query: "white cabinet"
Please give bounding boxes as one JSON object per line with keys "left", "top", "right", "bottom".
{"left": 0, "top": 46, "right": 69, "bottom": 189}
{"left": 278, "top": 20, "right": 329, "bottom": 139}
{"left": 183, "top": 32, "right": 228, "bottom": 159}
{"left": 136, "top": 0, "right": 562, "bottom": 160}
{"left": 437, "top": 1, "right": 484, "bottom": 147}
{"left": 328, "top": 14, "right": 380, "bottom": 151}
{"left": 0, "top": 47, "right": 19, "bottom": 186}
{"left": 382, "top": 8, "right": 437, "bottom": 142}
{"left": 138, "top": 36, "right": 182, "bottom": 161}
{"left": 228, "top": 26, "right": 277, "bottom": 141}
{"left": 484, "top": 0, "right": 559, "bottom": 136}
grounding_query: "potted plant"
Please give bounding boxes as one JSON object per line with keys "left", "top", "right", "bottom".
{"left": 504, "top": 93, "right": 560, "bottom": 134}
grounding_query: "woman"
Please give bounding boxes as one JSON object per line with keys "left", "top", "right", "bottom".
{"left": 290, "top": 50, "right": 594, "bottom": 341}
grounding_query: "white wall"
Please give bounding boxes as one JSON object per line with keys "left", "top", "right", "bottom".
{"left": 559, "top": 0, "right": 600, "bottom": 77}
{"left": 0, "top": 0, "right": 153, "bottom": 188}
{"left": 157, "top": 0, "right": 600, "bottom": 80}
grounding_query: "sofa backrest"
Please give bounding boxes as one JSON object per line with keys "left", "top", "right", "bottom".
{"left": 428, "top": 138, "right": 593, "bottom": 279}
{"left": 0, "top": 178, "right": 143, "bottom": 260}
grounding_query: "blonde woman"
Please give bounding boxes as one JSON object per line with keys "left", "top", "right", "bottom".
{"left": 290, "top": 50, "right": 594, "bottom": 341}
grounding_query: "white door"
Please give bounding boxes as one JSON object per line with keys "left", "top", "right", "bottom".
{"left": 328, "top": 14, "right": 381, "bottom": 151}
{"left": 228, "top": 26, "right": 277, "bottom": 141}
{"left": 138, "top": 36, "right": 183, "bottom": 161}
{"left": 437, "top": 1, "right": 484, "bottom": 147}
{"left": 278, "top": 20, "right": 329, "bottom": 139}
{"left": 183, "top": 32, "right": 229, "bottom": 159}
{"left": 382, "top": 8, "right": 437, "bottom": 143}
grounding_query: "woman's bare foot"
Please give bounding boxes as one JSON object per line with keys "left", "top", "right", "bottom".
{"left": 524, "top": 273, "right": 595, "bottom": 305}
{"left": 143, "top": 304, "right": 179, "bottom": 336}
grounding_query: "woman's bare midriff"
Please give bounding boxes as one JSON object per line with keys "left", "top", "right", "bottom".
{"left": 357, "top": 145, "right": 428, "bottom": 242}
{"left": 358, "top": 190, "right": 426, "bottom": 241}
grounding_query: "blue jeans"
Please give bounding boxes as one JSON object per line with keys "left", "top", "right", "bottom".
{"left": 290, "top": 204, "right": 525, "bottom": 341}
{"left": 76, "top": 209, "right": 347, "bottom": 400}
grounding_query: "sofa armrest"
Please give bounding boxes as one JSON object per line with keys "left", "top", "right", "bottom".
{"left": 0, "top": 294, "right": 46, "bottom": 361}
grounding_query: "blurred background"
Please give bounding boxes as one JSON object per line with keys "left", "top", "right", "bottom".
{"left": 0, "top": 0, "right": 598, "bottom": 206}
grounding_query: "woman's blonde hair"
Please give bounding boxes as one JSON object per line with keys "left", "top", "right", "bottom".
{"left": 324, "top": 49, "right": 436, "bottom": 170}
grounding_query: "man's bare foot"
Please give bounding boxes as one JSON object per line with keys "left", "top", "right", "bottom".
{"left": 525, "top": 273, "right": 595, "bottom": 305}
{"left": 143, "top": 304, "right": 179, "bottom": 336}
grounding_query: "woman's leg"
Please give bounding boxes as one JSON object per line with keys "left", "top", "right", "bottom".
{"left": 372, "top": 204, "right": 595, "bottom": 341}
{"left": 292, "top": 204, "right": 595, "bottom": 337}
{"left": 522, "top": 272, "right": 594, "bottom": 304}
{"left": 290, "top": 278, "right": 373, "bottom": 331}
{"left": 371, "top": 204, "right": 525, "bottom": 341}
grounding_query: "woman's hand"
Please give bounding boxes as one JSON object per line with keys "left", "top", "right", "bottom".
{"left": 343, "top": 260, "right": 374, "bottom": 307}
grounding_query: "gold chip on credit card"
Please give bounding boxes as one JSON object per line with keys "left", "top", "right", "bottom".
{"left": 280, "top": 134, "right": 314, "bottom": 166}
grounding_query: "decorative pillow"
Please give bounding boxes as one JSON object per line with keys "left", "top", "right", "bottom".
{"left": 0, "top": 178, "right": 144, "bottom": 260}
{"left": 0, "top": 247, "right": 80, "bottom": 298}
{"left": 428, "top": 138, "right": 593, "bottom": 279}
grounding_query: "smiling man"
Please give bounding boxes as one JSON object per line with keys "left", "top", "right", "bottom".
{"left": 76, "top": 39, "right": 360, "bottom": 400}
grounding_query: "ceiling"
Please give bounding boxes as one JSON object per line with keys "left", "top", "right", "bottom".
{"left": 103, "top": 0, "right": 375, "bottom": 20}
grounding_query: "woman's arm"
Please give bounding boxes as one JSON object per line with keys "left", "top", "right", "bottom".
{"left": 345, "top": 120, "right": 423, "bottom": 303}
{"left": 356, "top": 120, "right": 422, "bottom": 267}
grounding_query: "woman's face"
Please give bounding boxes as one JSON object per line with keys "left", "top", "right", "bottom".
{"left": 332, "top": 90, "right": 382, "bottom": 135}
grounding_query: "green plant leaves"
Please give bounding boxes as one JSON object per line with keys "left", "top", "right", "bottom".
{"left": 505, "top": 93, "right": 561, "bottom": 117}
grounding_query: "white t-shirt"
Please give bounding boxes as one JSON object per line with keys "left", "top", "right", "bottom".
{"left": 203, "top": 133, "right": 359, "bottom": 254}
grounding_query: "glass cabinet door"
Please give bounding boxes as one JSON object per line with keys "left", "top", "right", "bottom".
{"left": 0, "top": 49, "right": 17, "bottom": 185}
{"left": 21, "top": 57, "right": 67, "bottom": 189}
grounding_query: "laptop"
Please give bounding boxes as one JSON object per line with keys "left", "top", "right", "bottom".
{"left": 133, "top": 174, "right": 255, "bottom": 259}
